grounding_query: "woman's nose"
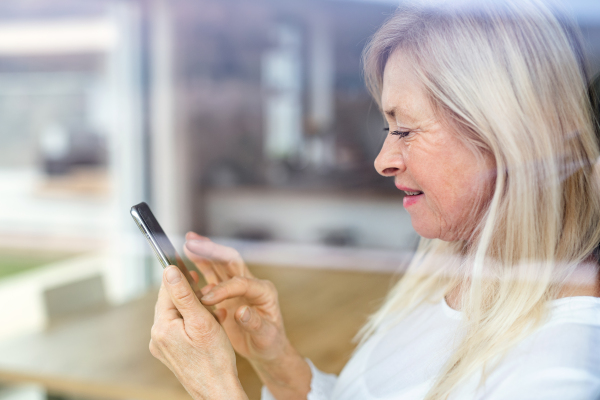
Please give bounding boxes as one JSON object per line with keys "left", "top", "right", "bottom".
{"left": 374, "top": 137, "right": 406, "bottom": 177}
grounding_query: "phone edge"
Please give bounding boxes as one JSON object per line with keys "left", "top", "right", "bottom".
{"left": 130, "top": 205, "right": 171, "bottom": 269}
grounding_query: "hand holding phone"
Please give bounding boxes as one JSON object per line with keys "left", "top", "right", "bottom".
{"left": 130, "top": 202, "right": 202, "bottom": 299}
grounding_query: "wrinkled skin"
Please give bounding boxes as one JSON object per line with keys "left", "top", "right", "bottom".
{"left": 149, "top": 265, "right": 247, "bottom": 400}
{"left": 375, "top": 49, "right": 495, "bottom": 242}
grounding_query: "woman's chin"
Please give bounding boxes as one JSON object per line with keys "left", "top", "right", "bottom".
{"left": 411, "top": 222, "right": 455, "bottom": 241}
{"left": 411, "top": 222, "right": 439, "bottom": 240}
{"left": 413, "top": 224, "right": 469, "bottom": 243}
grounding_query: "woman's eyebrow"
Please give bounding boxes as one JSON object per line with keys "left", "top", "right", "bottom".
{"left": 384, "top": 109, "right": 396, "bottom": 118}
{"left": 384, "top": 107, "right": 418, "bottom": 125}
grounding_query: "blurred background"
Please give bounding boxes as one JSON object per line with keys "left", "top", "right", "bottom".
{"left": 0, "top": 0, "right": 598, "bottom": 399}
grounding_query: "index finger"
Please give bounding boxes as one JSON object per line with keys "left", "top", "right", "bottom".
{"left": 200, "top": 276, "right": 274, "bottom": 307}
{"left": 185, "top": 240, "right": 244, "bottom": 270}
{"left": 183, "top": 244, "right": 221, "bottom": 285}
{"left": 186, "top": 231, "right": 209, "bottom": 241}
{"left": 184, "top": 240, "right": 252, "bottom": 282}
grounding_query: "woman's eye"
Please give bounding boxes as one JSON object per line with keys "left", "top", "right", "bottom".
{"left": 390, "top": 130, "right": 411, "bottom": 139}
{"left": 383, "top": 127, "right": 412, "bottom": 139}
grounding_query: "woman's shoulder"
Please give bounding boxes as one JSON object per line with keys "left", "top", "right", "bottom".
{"left": 546, "top": 296, "right": 600, "bottom": 326}
{"left": 461, "top": 297, "right": 600, "bottom": 399}
{"left": 528, "top": 296, "right": 600, "bottom": 354}
{"left": 510, "top": 296, "right": 600, "bottom": 370}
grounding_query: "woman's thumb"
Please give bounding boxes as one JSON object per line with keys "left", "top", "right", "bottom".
{"left": 235, "top": 306, "right": 262, "bottom": 332}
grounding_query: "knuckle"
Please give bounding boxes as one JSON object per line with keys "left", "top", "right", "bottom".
{"left": 231, "top": 275, "right": 247, "bottom": 286}
{"left": 189, "top": 318, "right": 219, "bottom": 343}
{"left": 263, "top": 279, "right": 275, "bottom": 291}
{"left": 174, "top": 288, "right": 197, "bottom": 307}
{"left": 188, "top": 315, "right": 209, "bottom": 332}
{"left": 227, "top": 276, "right": 248, "bottom": 294}
{"left": 149, "top": 339, "right": 160, "bottom": 358}
{"left": 184, "top": 310, "right": 212, "bottom": 332}
{"left": 150, "top": 323, "right": 169, "bottom": 346}
{"left": 263, "top": 279, "right": 278, "bottom": 298}
{"left": 247, "top": 314, "right": 262, "bottom": 331}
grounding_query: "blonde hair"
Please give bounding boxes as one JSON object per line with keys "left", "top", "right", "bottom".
{"left": 359, "top": 0, "right": 600, "bottom": 398}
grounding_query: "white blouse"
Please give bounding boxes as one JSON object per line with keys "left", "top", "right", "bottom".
{"left": 262, "top": 296, "right": 600, "bottom": 400}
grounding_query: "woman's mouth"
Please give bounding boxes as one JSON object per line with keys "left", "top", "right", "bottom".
{"left": 403, "top": 192, "right": 423, "bottom": 207}
{"left": 396, "top": 186, "right": 424, "bottom": 207}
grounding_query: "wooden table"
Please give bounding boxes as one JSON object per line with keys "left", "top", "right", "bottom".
{"left": 0, "top": 265, "right": 395, "bottom": 400}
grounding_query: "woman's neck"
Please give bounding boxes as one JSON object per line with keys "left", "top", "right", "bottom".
{"left": 556, "top": 257, "right": 600, "bottom": 299}
{"left": 445, "top": 257, "right": 600, "bottom": 311}
{"left": 445, "top": 285, "right": 463, "bottom": 311}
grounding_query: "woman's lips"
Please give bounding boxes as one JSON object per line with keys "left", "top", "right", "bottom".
{"left": 395, "top": 184, "right": 421, "bottom": 192}
{"left": 403, "top": 193, "right": 423, "bottom": 207}
{"left": 396, "top": 184, "right": 424, "bottom": 207}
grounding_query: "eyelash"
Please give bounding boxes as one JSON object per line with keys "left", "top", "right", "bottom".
{"left": 383, "top": 127, "right": 411, "bottom": 139}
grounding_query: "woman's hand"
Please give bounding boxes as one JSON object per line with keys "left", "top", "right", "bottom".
{"left": 184, "top": 232, "right": 289, "bottom": 362}
{"left": 150, "top": 265, "right": 248, "bottom": 400}
{"left": 184, "top": 232, "right": 311, "bottom": 399}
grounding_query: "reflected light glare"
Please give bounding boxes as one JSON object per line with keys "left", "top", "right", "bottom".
{"left": 0, "top": 19, "right": 118, "bottom": 56}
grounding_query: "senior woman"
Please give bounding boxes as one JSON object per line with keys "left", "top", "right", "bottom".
{"left": 149, "top": 0, "right": 600, "bottom": 399}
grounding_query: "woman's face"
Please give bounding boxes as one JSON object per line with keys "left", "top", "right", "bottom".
{"left": 375, "top": 50, "right": 495, "bottom": 242}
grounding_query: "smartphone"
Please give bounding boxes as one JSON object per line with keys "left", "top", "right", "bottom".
{"left": 130, "top": 202, "right": 202, "bottom": 298}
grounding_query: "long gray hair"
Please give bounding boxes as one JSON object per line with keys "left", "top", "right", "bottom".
{"left": 359, "top": 0, "right": 600, "bottom": 398}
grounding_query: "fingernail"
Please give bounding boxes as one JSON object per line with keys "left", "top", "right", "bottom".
{"left": 202, "top": 292, "right": 214, "bottom": 301}
{"left": 240, "top": 306, "right": 250, "bottom": 323}
{"left": 166, "top": 267, "right": 181, "bottom": 284}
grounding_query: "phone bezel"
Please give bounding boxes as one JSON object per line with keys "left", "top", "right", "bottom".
{"left": 130, "top": 205, "right": 172, "bottom": 269}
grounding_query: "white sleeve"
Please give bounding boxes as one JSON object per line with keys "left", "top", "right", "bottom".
{"left": 260, "top": 359, "right": 338, "bottom": 400}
